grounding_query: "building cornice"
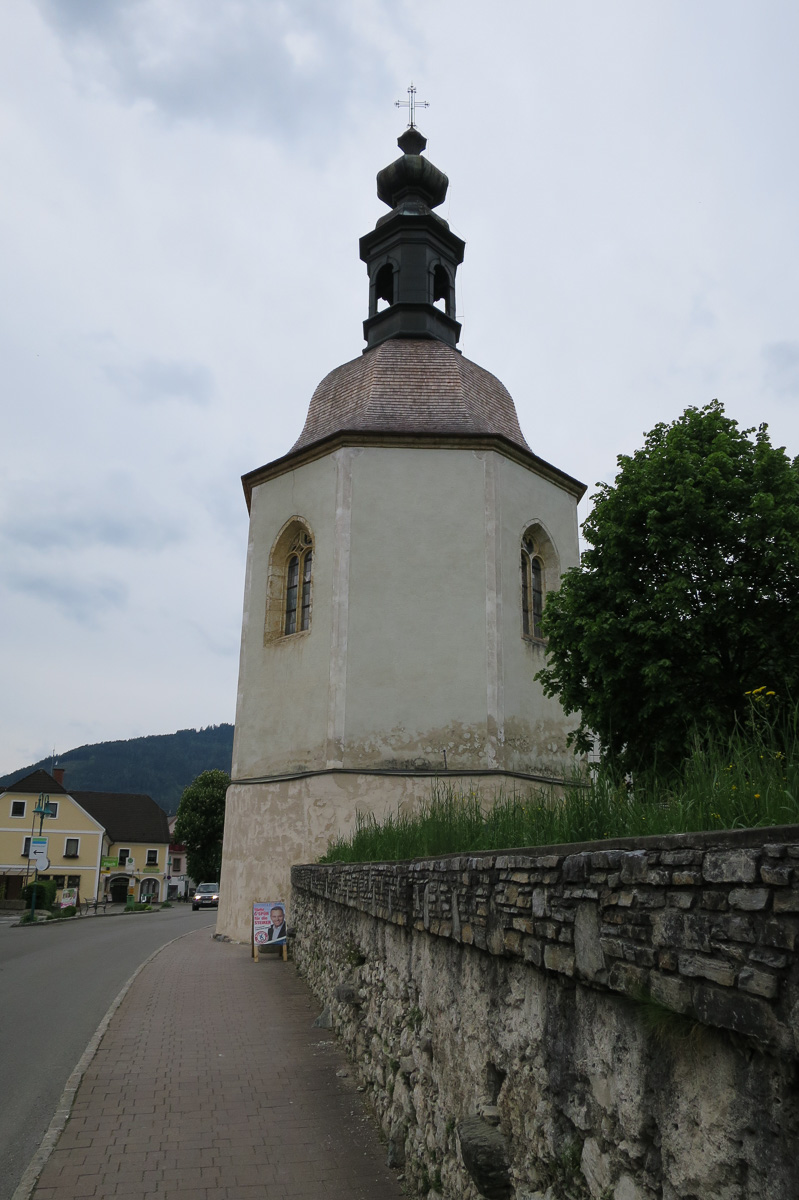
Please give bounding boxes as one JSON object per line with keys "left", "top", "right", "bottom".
{"left": 242, "top": 430, "right": 586, "bottom": 511}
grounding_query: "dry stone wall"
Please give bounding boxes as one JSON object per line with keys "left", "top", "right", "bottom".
{"left": 291, "top": 826, "right": 799, "bottom": 1200}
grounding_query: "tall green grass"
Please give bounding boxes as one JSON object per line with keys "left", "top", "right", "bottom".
{"left": 320, "top": 693, "right": 799, "bottom": 863}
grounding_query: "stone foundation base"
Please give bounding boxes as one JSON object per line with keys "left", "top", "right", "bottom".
{"left": 216, "top": 770, "right": 553, "bottom": 942}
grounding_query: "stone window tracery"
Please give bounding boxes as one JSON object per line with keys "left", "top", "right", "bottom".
{"left": 265, "top": 519, "right": 315, "bottom": 643}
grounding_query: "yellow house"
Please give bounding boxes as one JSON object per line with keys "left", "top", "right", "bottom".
{"left": 0, "top": 769, "right": 170, "bottom": 905}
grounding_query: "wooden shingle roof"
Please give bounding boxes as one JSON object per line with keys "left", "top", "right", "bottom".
{"left": 290, "top": 338, "right": 532, "bottom": 455}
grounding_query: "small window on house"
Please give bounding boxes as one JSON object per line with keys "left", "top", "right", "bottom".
{"left": 118, "top": 848, "right": 130, "bottom": 866}
{"left": 172, "top": 857, "right": 182, "bottom": 873}
{"left": 65, "top": 838, "right": 80, "bottom": 858}
{"left": 22, "top": 837, "right": 31, "bottom": 857}
{"left": 53, "top": 875, "right": 66, "bottom": 888}
{"left": 146, "top": 849, "right": 158, "bottom": 866}
{"left": 46, "top": 802, "right": 58, "bottom": 819}
{"left": 11, "top": 800, "right": 26, "bottom": 817}
{"left": 521, "top": 533, "right": 545, "bottom": 640}
{"left": 67, "top": 875, "right": 80, "bottom": 888}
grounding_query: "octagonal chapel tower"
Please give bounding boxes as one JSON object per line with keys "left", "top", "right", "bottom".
{"left": 217, "top": 128, "right": 585, "bottom": 941}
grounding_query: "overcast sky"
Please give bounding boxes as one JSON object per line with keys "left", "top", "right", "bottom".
{"left": 2, "top": 1, "right": 799, "bottom": 774}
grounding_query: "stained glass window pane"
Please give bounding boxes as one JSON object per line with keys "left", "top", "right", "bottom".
{"left": 300, "top": 550, "right": 313, "bottom": 631}
{"left": 532, "top": 557, "right": 543, "bottom": 639}
{"left": 285, "top": 555, "right": 299, "bottom": 635}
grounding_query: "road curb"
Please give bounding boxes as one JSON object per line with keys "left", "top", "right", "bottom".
{"left": 10, "top": 924, "right": 213, "bottom": 1200}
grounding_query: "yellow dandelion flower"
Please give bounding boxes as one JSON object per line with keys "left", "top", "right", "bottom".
{"left": 754, "top": 794, "right": 761, "bottom": 799}
{"left": 753, "top": 686, "right": 766, "bottom": 694}
{"left": 766, "top": 690, "right": 776, "bottom": 696}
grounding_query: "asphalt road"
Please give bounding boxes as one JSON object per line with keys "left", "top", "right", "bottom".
{"left": 0, "top": 905, "right": 216, "bottom": 1200}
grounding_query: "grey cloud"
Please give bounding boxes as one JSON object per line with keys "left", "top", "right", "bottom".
{"left": 763, "top": 341, "right": 799, "bottom": 398}
{"left": 3, "top": 509, "right": 181, "bottom": 553}
{"left": 105, "top": 357, "right": 214, "bottom": 406}
{"left": 5, "top": 570, "right": 128, "bottom": 625}
{"left": 35, "top": 0, "right": 398, "bottom": 142}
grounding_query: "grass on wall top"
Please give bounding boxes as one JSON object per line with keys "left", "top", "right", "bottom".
{"left": 320, "top": 691, "right": 799, "bottom": 863}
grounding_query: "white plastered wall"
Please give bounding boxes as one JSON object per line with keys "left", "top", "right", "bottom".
{"left": 218, "top": 441, "right": 582, "bottom": 940}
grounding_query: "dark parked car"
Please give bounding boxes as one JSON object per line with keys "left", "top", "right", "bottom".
{"left": 192, "top": 883, "right": 220, "bottom": 910}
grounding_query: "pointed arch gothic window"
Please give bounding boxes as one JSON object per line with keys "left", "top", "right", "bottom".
{"left": 264, "top": 519, "right": 314, "bottom": 643}
{"left": 521, "top": 533, "right": 544, "bottom": 639}
{"left": 284, "top": 534, "right": 313, "bottom": 635}
{"left": 521, "top": 525, "right": 559, "bottom": 642}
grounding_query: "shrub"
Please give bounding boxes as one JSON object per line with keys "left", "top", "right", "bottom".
{"left": 23, "top": 879, "right": 58, "bottom": 910}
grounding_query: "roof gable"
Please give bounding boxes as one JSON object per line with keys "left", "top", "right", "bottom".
{"left": 71, "top": 791, "right": 170, "bottom": 845}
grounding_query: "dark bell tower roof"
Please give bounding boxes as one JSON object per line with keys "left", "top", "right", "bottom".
{"left": 359, "top": 127, "right": 464, "bottom": 350}
{"left": 243, "top": 126, "right": 587, "bottom": 504}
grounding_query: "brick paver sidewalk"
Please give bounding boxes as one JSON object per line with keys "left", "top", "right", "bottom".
{"left": 31, "top": 929, "right": 406, "bottom": 1199}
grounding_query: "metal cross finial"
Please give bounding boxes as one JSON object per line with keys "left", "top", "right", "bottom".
{"left": 395, "top": 82, "right": 429, "bottom": 129}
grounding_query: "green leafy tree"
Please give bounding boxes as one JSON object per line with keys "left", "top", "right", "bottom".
{"left": 173, "top": 769, "right": 230, "bottom": 882}
{"left": 538, "top": 401, "right": 799, "bottom": 776}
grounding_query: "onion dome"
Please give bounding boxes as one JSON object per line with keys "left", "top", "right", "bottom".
{"left": 360, "top": 128, "right": 464, "bottom": 350}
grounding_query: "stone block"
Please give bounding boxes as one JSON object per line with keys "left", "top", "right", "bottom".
{"left": 761, "top": 865, "right": 793, "bottom": 885}
{"left": 581, "top": 1136, "right": 612, "bottom": 1196}
{"left": 723, "top": 915, "right": 756, "bottom": 943}
{"left": 668, "top": 893, "right": 695, "bottom": 909}
{"left": 575, "top": 903, "right": 605, "bottom": 979}
{"left": 700, "top": 891, "right": 728, "bottom": 911}
{"left": 750, "top": 947, "right": 788, "bottom": 968}
{"left": 590, "top": 850, "right": 623, "bottom": 869}
{"left": 457, "top": 1116, "right": 512, "bottom": 1200}
{"left": 661, "top": 850, "right": 702, "bottom": 866}
{"left": 693, "top": 983, "right": 779, "bottom": 1044}
{"left": 772, "top": 891, "right": 799, "bottom": 913}
{"left": 543, "top": 943, "right": 575, "bottom": 976}
{"left": 562, "top": 853, "right": 590, "bottom": 883}
{"left": 619, "top": 852, "right": 649, "bottom": 884}
{"left": 503, "top": 930, "right": 523, "bottom": 956}
{"left": 728, "top": 888, "right": 770, "bottom": 911}
{"left": 608, "top": 961, "right": 649, "bottom": 994}
{"left": 657, "top": 949, "right": 678, "bottom": 971}
{"left": 763, "top": 843, "right": 787, "bottom": 858}
{"left": 678, "top": 952, "right": 736, "bottom": 987}
{"left": 531, "top": 888, "right": 547, "bottom": 918}
{"left": 600, "top": 937, "right": 625, "bottom": 960}
{"left": 522, "top": 937, "right": 543, "bottom": 967}
{"left": 672, "top": 870, "right": 702, "bottom": 886}
{"left": 649, "top": 972, "right": 690, "bottom": 1013}
{"left": 760, "top": 919, "right": 796, "bottom": 949}
{"left": 703, "top": 849, "right": 759, "bottom": 884}
{"left": 737, "top": 966, "right": 779, "bottom": 1000}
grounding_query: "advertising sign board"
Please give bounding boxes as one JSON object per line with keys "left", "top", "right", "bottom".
{"left": 30, "top": 837, "right": 49, "bottom": 871}
{"left": 252, "top": 900, "right": 287, "bottom": 959}
{"left": 60, "top": 887, "right": 79, "bottom": 908}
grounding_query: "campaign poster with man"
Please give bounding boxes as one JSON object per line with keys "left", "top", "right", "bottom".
{"left": 252, "top": 900, "right": 287, "bottom": 951}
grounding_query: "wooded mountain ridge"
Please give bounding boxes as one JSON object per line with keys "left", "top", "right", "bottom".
{"left": 0, "top": 725, "right": 234, "bottom": 816}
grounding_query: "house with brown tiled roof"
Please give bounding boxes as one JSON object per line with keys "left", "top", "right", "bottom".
{"left": 217, "top": 123, "right": 586, "bottom": 942}
{"left": 0, "top": 769, "right": 170, "bottom": 905}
